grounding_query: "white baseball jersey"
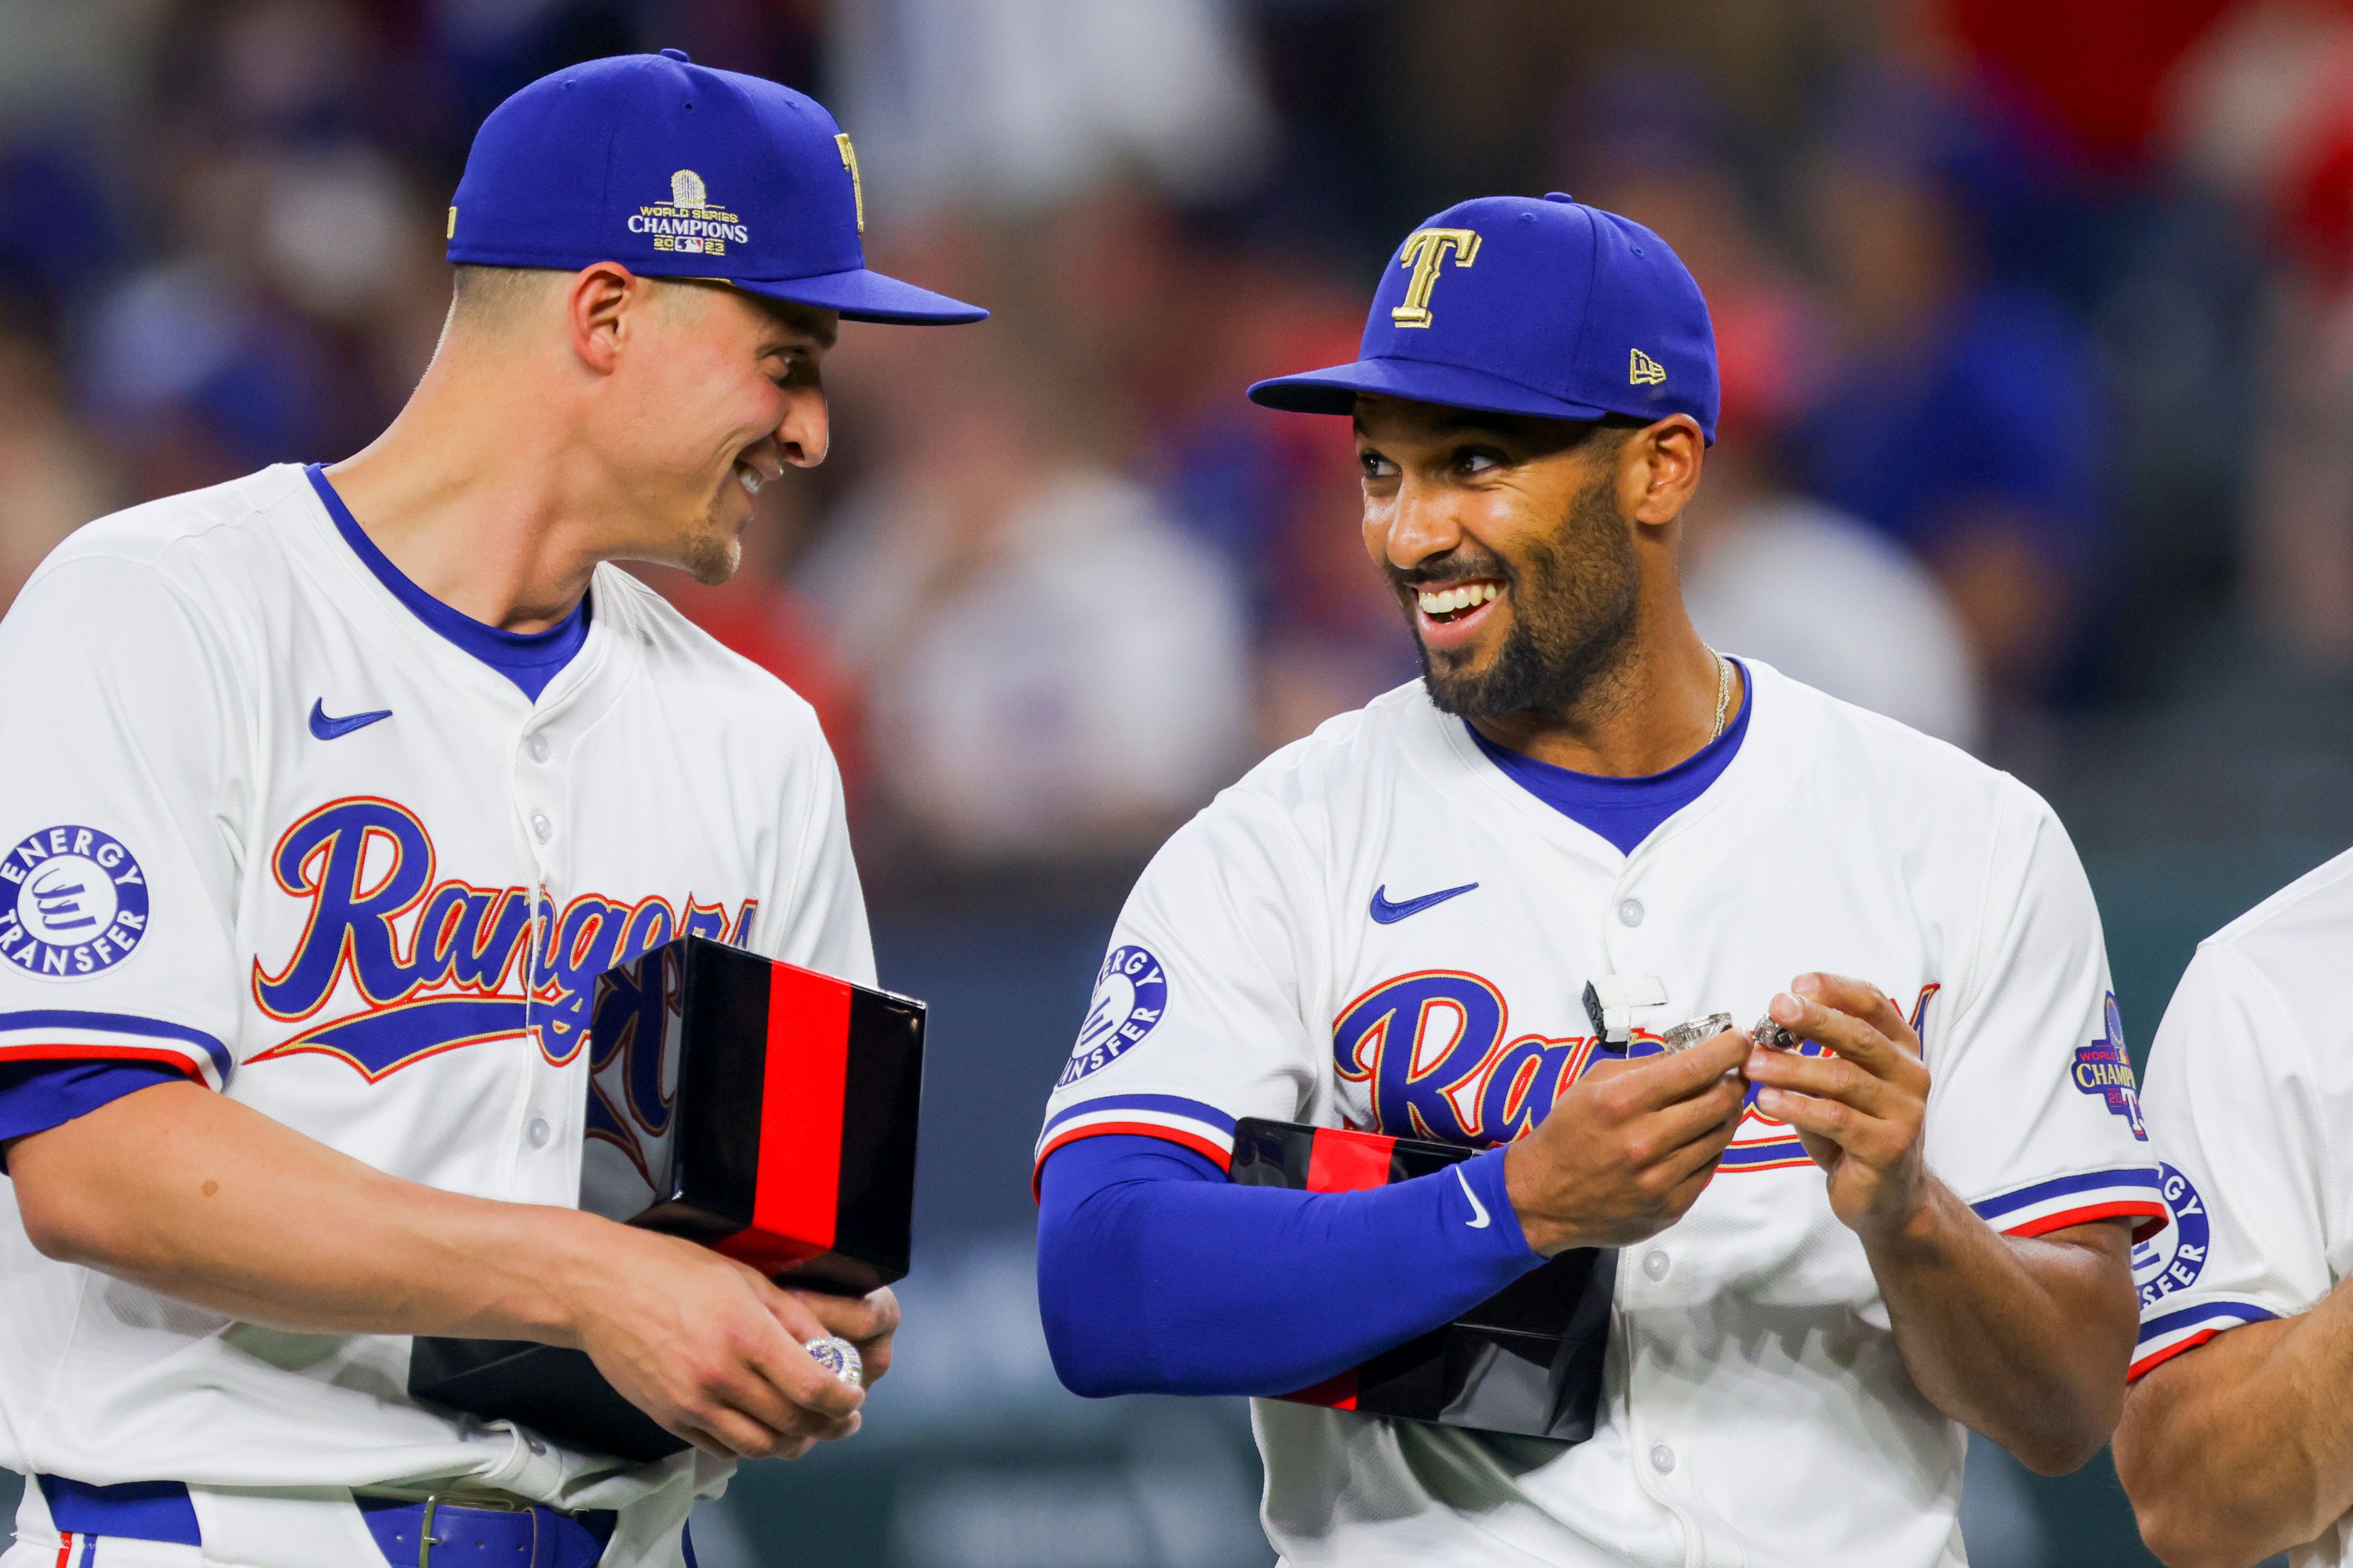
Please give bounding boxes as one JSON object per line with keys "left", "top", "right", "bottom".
{"left": 1036, "top": 663, "right": 2164, "bottom": 1568}
{"left": 0, "top": 465, "right": 872, "bottom": 1561}
{"left": 2131, "top": 847, "right": 2353, "bottom": 1568}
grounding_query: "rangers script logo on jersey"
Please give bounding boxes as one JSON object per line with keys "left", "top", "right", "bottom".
{"left": 248, "top": 797, "right": 753, "bottom": 1081}
{"left": 1329, "top": 967, "right": 1940, "bottom": 1169}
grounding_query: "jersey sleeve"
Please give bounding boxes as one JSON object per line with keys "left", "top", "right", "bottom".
{"left": 1921, "top": 782, "right": 2166, "bottom": 1241}
{"left": 2128, "top": 942, "right": 2326, "bottom": 1380}
{"left": 1034, "top": 791, "right": 1324, "bottom": 1182}
{"left": 0, "top": 555, "right": 250, "bottom": 1089}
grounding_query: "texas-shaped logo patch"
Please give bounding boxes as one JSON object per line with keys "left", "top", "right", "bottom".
{"left": 2072, "top": 993, "right": 2145, "bottom": 1141}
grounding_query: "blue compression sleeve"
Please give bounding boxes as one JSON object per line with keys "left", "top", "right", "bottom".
{"left": 1036, "top": 1133, "right": 1546, "bottom": 1398}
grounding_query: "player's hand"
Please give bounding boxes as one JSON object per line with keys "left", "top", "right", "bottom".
{"left": 560, "top": 1222, "right": 868, "bottom": 1460}
{"left": 1504, "top": 1028, "right": 1747, "bottom": 1255}
{"left": 1741, "top": 973, "right": 1933, "bottom": 1246}
{"left": 781, "top": 1283, "right": 899, "bottom": 1386}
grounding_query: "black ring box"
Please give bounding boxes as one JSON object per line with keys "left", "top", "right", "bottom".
{"left": 408, "top": 936, "right": 925, "bottom": 1461}
{"left": 1227, "top": 1117, "right": 1614, "bottom": 1442}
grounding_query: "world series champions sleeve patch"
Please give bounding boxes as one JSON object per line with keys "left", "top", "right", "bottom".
{"left": 1059, "top": 945, "right": 1166, "bottom": 1089}
{"left": 2072, "top": 994, "right": 2147, "bottom": 1140}
{"left": 0, "top": 825, "right": 150, "bottom": 980}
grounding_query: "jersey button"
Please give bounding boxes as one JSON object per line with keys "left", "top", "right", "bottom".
{"left": 527, "top": 1117, "right": 551, "bottom": 1149}
{"left": 528, "top": 733, "right": 550, "bottom": 763}
{"left": 1617, "top": 898, "right": 1644, "bottom": 927}
{"left": 531, "top": 811, "right": 552, "bottom": 843}
{"left": 1643, "top": 1249, "right": 1670, "bottom": 1281}
{"left": 1650, "top": 1443, "right": 1676, "bottom": 1474}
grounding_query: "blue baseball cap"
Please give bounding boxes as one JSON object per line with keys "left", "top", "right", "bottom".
{"left": 1249, "top": 194, "right": 1715, "bottom": 440}
{"left": 447, "top": 49, "right": 986, "bottom": 326}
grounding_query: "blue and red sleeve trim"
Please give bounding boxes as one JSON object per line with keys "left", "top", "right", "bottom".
{"left": 1033, "top": 1093, "right": 1238, "bottom": 1197}
{"left": 1968, "top": 1167, "right": 2168, "bottom": 1243}
{"left": 2131, "top": 1297, "right": 2282, "bottom": 1381}
{"left": 0, "top": 1009, "right": 233, "bottom": 1089}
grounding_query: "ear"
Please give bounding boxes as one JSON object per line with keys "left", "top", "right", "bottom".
{"left": 564, "top": 262, "right": 644, "bottom": 376}
{"left": 1620, "top": 414, "right": 1706, "bottom": 528}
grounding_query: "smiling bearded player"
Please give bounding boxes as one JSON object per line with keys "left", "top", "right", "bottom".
{"left": 0, "top": 50, "right": 982, "bottom": 1568}
{"left": 1031, "top": 194, "right": 2165, "bottom": 1567}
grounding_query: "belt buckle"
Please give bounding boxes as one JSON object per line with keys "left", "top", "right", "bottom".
{"left": 415, "top": 1492, "right": 537, "bottom": 1568}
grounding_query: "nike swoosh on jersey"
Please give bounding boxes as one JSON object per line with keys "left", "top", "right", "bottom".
{"left": 308, "top": 699, "right": 393, "bottom": 740}
{"left": 1455, "top": 1165, "right": 1491, "bottom": 1228}
{"left": 1368, "top": 881, "right": 1479, "bottom": 924}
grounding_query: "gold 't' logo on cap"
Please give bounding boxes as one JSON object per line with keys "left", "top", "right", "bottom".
{"left": 1391, "top": 228, "right": 1481, "bottom": 328}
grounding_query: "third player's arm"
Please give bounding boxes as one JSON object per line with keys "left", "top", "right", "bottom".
{"left": 2115, "top": 1295, "right": 2353, "bottom": 1568}
{"left": 1743, "top": 975, "right": 2139, "bottom": 1474}
{"left": 5, "top": 1080, "right": 888, "bottom": 1460}
{"left": 2111, "top": 934, "right": 2353, "bottom": 1568}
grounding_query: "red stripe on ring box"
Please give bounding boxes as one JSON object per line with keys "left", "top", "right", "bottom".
{"left": 1306, "top": 1128, "right": 1398, "bottom": 1193}
{"left": 1279, "top": 1366, "right": 1359, "bottom": 1410}
{"left": 715, "top": 962, "right": 852, "bottom": 1276}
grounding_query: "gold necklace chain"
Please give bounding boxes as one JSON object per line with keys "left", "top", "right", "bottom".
{"left": 1706, "top": 648, "right": 1732, "bottom": 743}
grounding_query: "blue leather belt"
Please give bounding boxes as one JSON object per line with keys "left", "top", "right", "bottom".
{"left": 357, "top": 1496, "right": 618, "bottom": 1568}
{"left": 37, "top": 1477, "right": 652, "bottom": 1567}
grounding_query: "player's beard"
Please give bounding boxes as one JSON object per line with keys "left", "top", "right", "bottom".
{"left": 682, "top": 510, "right": 744, "bottom": 587}
{"left": 1399, "top": 471, "right": 1642, "bottom": 723}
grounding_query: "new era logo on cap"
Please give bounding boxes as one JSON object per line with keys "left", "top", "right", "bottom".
{"left": 1248, "top": 192, "right": 1717, "bottom": 440}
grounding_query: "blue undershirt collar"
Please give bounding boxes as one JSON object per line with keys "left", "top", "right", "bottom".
{"left": 1469, "top": 659, "right": 1752, "bottom": 855}
{"left": 305, "top": 464, "right": 589, "bottom": 702}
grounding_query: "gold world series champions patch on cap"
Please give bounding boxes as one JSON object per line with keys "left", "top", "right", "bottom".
{"left": 625, "top": 169, "right": 749, "bottom": 257}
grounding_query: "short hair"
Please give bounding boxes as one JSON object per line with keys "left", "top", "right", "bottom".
{"left": 449, "top": 264, "right": 564, "bottom": 326}
{"left": 447, "top": 264, "right": 733, "bottom": 334}
{"left": 443, "top": 266, "right": 835, "bottom": 351}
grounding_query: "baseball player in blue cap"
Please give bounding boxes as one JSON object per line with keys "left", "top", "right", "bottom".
{"left": 0, "top": 50, "right": 979, "bottom": 1568}
{"left": 1033, "top": 195, "right": 2160, "bottom": 1565}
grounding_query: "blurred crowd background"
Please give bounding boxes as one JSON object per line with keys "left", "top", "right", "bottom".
{"left": 3, "top": 1, "right": 2350, "bottom": 1564}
